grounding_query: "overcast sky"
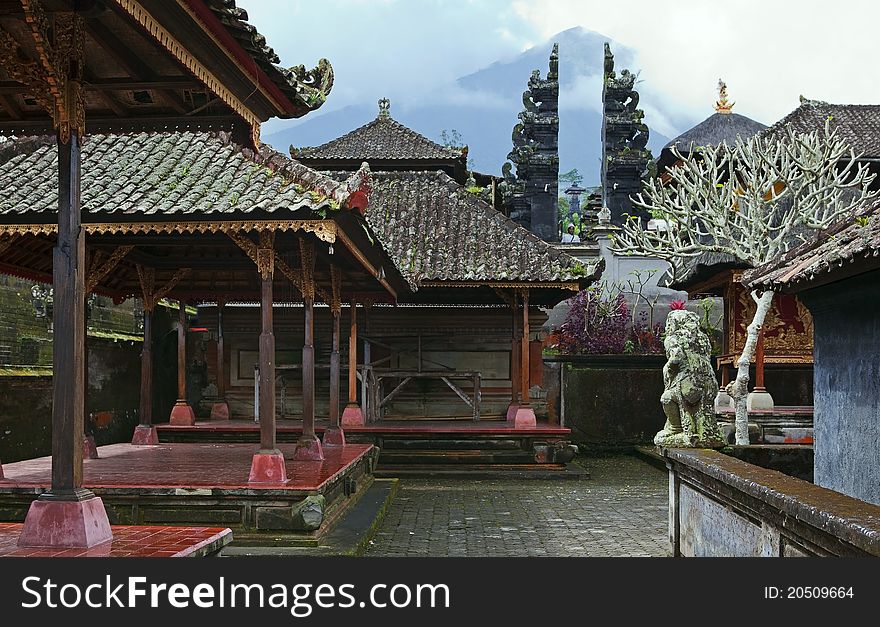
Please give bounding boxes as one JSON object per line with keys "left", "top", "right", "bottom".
{"left": 246, "top": 0, "right": 880, "bottom": 137}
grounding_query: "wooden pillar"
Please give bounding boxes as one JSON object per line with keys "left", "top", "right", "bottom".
{"left": 506, "top": 294, "right": 521, "bottom": 421}
{"left": 325, "top": 267, "right": 346, "bottom": 445}
{"left": 210, "top": 300, "right": 231, "bottom": 420}
{"left": 295, "top": 239, "right": 324, "bottom": 460}
{"left": 249, "top": 232, "right": 287, "bottom": 483}
{"left": 746, "top": 326, "right": 775, "bottom": 411}
{"left": 325, "top": 308, "right": 346, "bottom": 447}
{"left": 131, "top": 306, "right": 158, "bottom": 444}
{"left": 512, "top": 289, "right": 537, "bottom": 428}
{"left": 755, "top": 329, "right": 766, "bottom": 390}
{"left": 342, "top": 301, "right": 365, "bottom": 426}
{"left": 169, "top": 300, "right": 195, "bottom": 425}
{"left": 19, "top": 62, "right": 112, "bottom": 546}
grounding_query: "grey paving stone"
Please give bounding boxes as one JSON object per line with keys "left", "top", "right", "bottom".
{"left": 365, "top": 455, "right": 669, "bottom": 557}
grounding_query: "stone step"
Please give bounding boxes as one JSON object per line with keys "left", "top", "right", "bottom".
{"left": 379, "top": 449, "right": 538, "bottom": 465}
{"left": 378, "top": 438, "right": 525, "bottom": 451}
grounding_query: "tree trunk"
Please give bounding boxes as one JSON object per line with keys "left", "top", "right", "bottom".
{"left": 731, "top": 290, "right": 774, "bottom": 445}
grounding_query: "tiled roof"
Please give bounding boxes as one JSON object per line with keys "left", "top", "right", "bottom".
{"left": 293, "top": 111, "right": 464, "bottom": 162}
{"left": 362, "top": 170, "right": 601, "bottom": 285}
{"left": 744, "top": 202, "right": 880, "bottom": 291}
{"left": 761, "top": 99, "right": 880, "bottom": 157}
{"left": 664, "top": 113, "right": 767, "bottom": 153}
{"left": 0, "top": 132, "right": 367, "bottom": 217}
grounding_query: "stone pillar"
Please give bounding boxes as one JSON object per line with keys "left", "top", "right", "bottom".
{"left": 132, "top": 306, "right": 159, "bottom": 444}
{"left": 506, "top": 295, "right": 521, "bottom": 421}
{"left": 294, "top": 239, "right": 324, "bottom": 461}
{"left": 249, "top": 233, "right": 287, "bottom": 483}
{"left": 747, "top": 327, "right": 775, "bottom": 411}
{"left": 169, "top": 300, "right": 195, "bottom": 425}
{"left": 210, "top": 300, "right": 231, "bottom": 420}
{"left": 512, "top": 290, "right": 537, "bottom": 428}
{"left": 18, "top": 49, "right": 113, "bottom": 546}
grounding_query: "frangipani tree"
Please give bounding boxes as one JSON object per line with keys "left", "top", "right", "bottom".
{"left": 611, "top": 119, "right": 878, "bottom": 445}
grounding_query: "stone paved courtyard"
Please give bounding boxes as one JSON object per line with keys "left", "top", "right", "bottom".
{"left": 366, "top": 455, "right": 669, "bottom": 557}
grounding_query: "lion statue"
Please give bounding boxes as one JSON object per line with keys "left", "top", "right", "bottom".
{"left": 654, "top": 310, "right": 724, "bottom": 448}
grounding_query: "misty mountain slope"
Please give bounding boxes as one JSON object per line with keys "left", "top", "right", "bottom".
{"left": 266, "top": 27, "right": 678, "bottom": 185}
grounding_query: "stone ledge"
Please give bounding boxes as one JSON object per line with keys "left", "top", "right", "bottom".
{"left": 662, "top": 447, "right": 880, "bottom": 556}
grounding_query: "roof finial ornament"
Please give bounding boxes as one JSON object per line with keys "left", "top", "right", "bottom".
{"left": 378, "top": 97, "right": 390, "bottom": 119}
{"left": 715, "top": 79, "right": 734, "bottom": 114}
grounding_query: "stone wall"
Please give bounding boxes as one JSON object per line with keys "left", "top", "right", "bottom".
{"left": 664, "top": 448, "right": 880, "bottom": 557}
{"left": 0, "top": 338, "right": 141, "bottom": 463}
{"left": 546, "top": 354, "right": 665, "bottom": 449}
{"left": 799, "top": 272, "right": 880, "bottom": 505}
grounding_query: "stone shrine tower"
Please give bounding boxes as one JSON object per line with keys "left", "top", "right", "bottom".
{"left": 601, "top": 43, "right": 652, "bottom": 225}
{"left": 501, "top": 44, "right": 560, "bottom": 241}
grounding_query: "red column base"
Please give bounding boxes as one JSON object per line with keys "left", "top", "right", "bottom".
{"left": 18, "top": 496, "right": 113, "bottom": 548}
{"left": 512, "top": 406, "right": 537, "bottom": 429}
{"left": 131, "top": 425, "right": 159, "bottom": 446}
{"left": 210, "top": 401, "right": 231, "bottom": 420}
{"left": 341, "top": 404, "right": 365, "bottom": 427}
{"left": 83, "top": 435, "right": 99, "bottom": 460}
{"left": 248, "top": 450, "right": 289, "bottom": 484}
{"left": 294, "top": 435, "right": 325, "bottom": 461}
{"left": 169, "top": 401, "right": 196, "bottom": 426}
{"left": 506, "top": 403, "right": 520, "bottom": 422}
{"left": 323, "top": 426, "right": 346, "bottom": 447}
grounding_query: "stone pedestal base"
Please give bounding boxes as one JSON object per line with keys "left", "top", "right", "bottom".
{"left": 18, "top": 494, "right": 113, "bottom": 548}
{"left": 248, "top": 450, "right": 288, "bottom": 484}
{"left": 83, "top": 435, "right": 99, "bottom": 460}
{"left": 747, "top": 388, "right": 775, "bottom": 412}
{"left": 714, "top": 389, "right": 733, "bottom": 413}
{"left": 294, "top": 435, "right": 325, "bottom": 461}
{"left": 506, "top": 403, "right": 519, "bottom": 422}
{"left": 323, "top": 426, "right": 346, "bottom": 447}
{"left": 210, "top": 401, "right": 230, "bottom": 420}
{"left": 341, "top": 404, "right": 365, "bottom": 427}
{"left": 512, "top": 405, "right": 537, "bottom": 429}
{"left": 131, "top": 425, "right": 159, "bottom": 446}
{"left": 169, "top": 401, "right": 196, "bottom": 426}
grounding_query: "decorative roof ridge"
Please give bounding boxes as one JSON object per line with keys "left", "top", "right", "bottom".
{"left": 253, "top": 141, "right": 372, "bottom": 212}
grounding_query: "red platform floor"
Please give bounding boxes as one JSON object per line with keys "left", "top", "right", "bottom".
{"left": 0, "top": 523, "right": 232, "bottom": 557}
{"left": 157, "top": 419, "right": 571, "bottom": 436}
{"left": 0, "top": 442, "right": 374, "bottom": 490}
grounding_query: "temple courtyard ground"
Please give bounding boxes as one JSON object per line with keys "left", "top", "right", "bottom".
{"left": 365, "top": 455, "right": 668, "bottom": 557}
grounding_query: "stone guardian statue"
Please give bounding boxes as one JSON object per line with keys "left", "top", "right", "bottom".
{"left": 655, "top": 310, "right": 725, "bottom": 448}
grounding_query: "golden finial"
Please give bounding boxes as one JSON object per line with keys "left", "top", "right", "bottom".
{"left": 715, "top": 79, "right": 734, "bottom": 114}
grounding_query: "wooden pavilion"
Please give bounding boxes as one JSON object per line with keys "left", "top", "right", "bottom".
{"left": 0, "top": 0, "right": 373, "bottom": 548}
{"left": 155, "top": 100, "right": 603, "bottom": 472}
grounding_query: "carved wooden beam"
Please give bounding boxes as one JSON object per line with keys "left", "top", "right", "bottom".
{"left": 255, "top": 230, "right": 275, "bottom": 279}
{"left": 87, "top": 245, "right": 133, "bottom": 293}
{"left": 136, "top": 264, "right": 191, "bottom": 311}
{"left": 299, "top": 237, "right": 316, "bottom": 303}
{"left": 330, "top": 265, "right": 342, "bottom": 315}
{"left": 0, "top": 2, "right": 86, "bottom": 142}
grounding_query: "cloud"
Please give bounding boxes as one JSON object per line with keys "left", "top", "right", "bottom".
{"left": 512, "top": 0, "right": 880, "bottom": 130}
